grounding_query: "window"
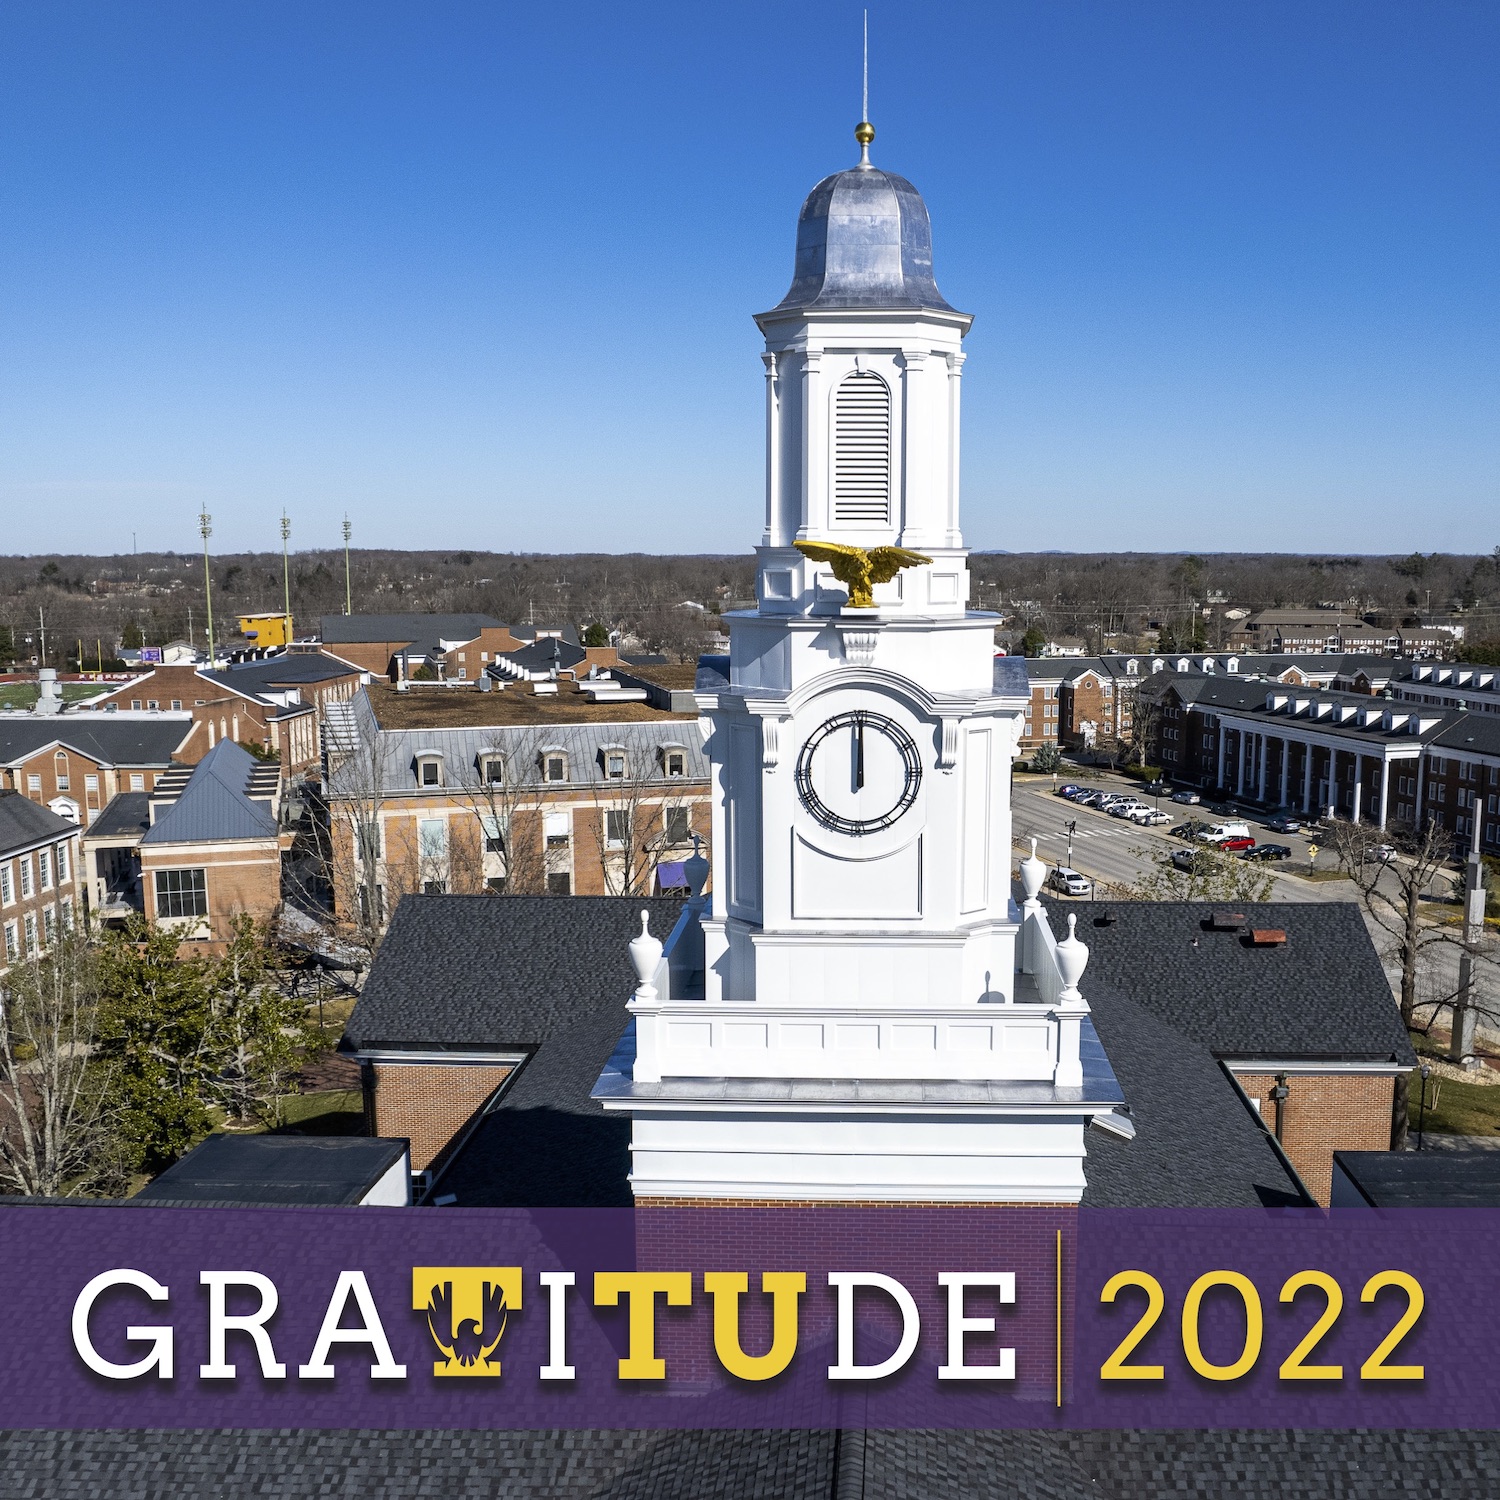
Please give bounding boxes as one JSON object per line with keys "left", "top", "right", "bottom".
{"left": 27, "top": 774, "right": 41, "bottom": 794}
{"left": 54, "top": 752, "right": 69, "bottom": 791}
{"left": 605, "top": 809, "right": 631, "bottom": 847}
{"left": 357, "top": 820, "right": 383, "bottom": 864}
{"left": 38, "top": 850, "right": 52, "bottom": 891}
{"left": 480, "top": 815, "right": 505, "bottom": 854}
{"left": 155, "top": 868, "right": 208, "bottom": 919}
{"left": 3, "top": 921, "right": 16, "bottom": 963}
{"left": 42, "top": 905, "right": 56, "bottom": 946}
{"left": 419, "top": 818, "right": 447, "bottom": 860}
{"left": 19, "top": 857, "right": 33, "bottom": 899}
{"left": 418, "top": 756, "right": 442, "bottom": 787}
{"left": 23, "top": 913, "right": 37, "bottom": 957}
{"left": 663, "top": 749, "right": 687, "bottom": 778}
{"left": 547, "top": 872, "right": 572, "bottom": 895}
{"left": 130, "top": 699, "right": 142, "bottom": 710}
{"left": 171, "top": 699, "right": 182, "bottom": 711}
{"left": 0, "top": 864, "right": 9, "bottom": 905}
{"left": 544, "top": 753, "right": 567, "bottom": 783}
{"left": 832, "top": 370, "right": 891, "bottom": 525}
{"left": 59, "top": 897, "right": 72, "bottom": 930}
{"left": 604, "top": 749, "right": 627, "bottom": 779}
{"left": 130, "top": 774, "right": 145, "bottom": 792}
{"left": 422, "top": 880, "right": 447, "bottom": 895}
{"left": 480, "top": 755, "right": 505, "bottom": 785}
{"left": 456, "top": 668, "right": 467, "bottom": 680}
{"left": 543, "top": 811, "right": 571, "bottom": 848}
{"left": 85, "top": 774, "right": 99, "bottom": 794}
{"left": 485, "top": 876, "right": 506, "bottom": 893}
{"left": 147, "top": 699, "right": 159, "bottom": 711}
{"left": 664, "top": 807, "right": 691, "bottom": 845}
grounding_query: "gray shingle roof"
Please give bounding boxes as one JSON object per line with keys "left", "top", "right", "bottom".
{"left": 141, "top": 740, "right": 279, "bottom": 845}
{"left": 319, "top": 612, "right": 504, "bottom": 645}
{"left": 348, "top": 895, "right": 687, "bottom": 1207}
{"left": 1043, "top": 900, "right": 1412, "bottom": 1063}
{"left": 0, "top": 791, "right": 77, "bottom": 856}
{"left": 0, "top": 716, "right": 191, "bottom": 768}
{"left": 201, "top": 652, "right": 361, "bottom": 697}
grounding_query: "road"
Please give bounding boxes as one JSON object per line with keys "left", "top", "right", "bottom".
{"left": 1010, "top": 773, "right": 1355, "bottom": 905}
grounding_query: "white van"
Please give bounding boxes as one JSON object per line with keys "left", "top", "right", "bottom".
{"left": 1198, "top": 821, "right": 1252, "bottom": 844}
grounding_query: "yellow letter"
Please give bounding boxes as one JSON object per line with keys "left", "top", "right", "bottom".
{"left": 593, "top": 1272, "right": 693, "bottom": 1379}
{"left": 703, "top": 1272, "right": 805, "bottom": 1381}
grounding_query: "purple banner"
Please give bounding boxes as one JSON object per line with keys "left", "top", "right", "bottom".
{"left": 0, "top": 1204, "right": 1490, "bottom": 1429}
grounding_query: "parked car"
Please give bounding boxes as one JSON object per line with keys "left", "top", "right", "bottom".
{"left": 1171, "top": 790, "right": 1201, "bottom": 805}
{"left": 1055, "top": 784, "right": 1081, "bottom": 798}
{"left": 1048, "top": 867, "right": 1092, "bottom": 897}
{"left": 1131, "top": 809, "right": 1172, "bottom": 826}
{"left": 1372, "top": 843, "right": 1398, "bottom": 863}
{"left": 1206, "top": 801, "right": 1235, "bottom": 816}
{"left": 1146, "top": 779, "right": 1169, "bottom": 794}
{"left": 1265, "top": 815, "right": 1301, "bottom": 834}
{"left": 1072, "top": 790, "right": 1102, "bottom": 807}
{"left": 1170, "top": 848, "right": 1205, "bottom": 872}
{"left": 1218, "top": 836, "right": 1256, "bottom": 853}
{"left": 1243, "top": 843, "right": 1292, "bottom": 861}
{"left": 1172, "top": 820, "right": 1209, "bottom": 840}
{"left": 1108, "top": 801, "right": 1149, "bottom": 819}
{"left": 1197, "top": 822, "right": 1253, "bottom": 844}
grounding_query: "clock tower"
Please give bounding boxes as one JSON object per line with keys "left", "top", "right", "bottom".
{"left": 595, "top": 124, "right": 1122, "bottom": 1202}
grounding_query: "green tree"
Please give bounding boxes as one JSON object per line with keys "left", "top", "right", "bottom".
{"left": 1031, "top": 743, "right": 1063, "bottom": 774}
{"left": 120, "top": 619, "right": 145, "bottom": 650}
{"left": 1021, "top": 625, "right": 1047, "bottom": 657}
{"left": 1154, "top": 621, "right": 1177, "bottom": 652}
{"left": 581, "top": 622, "right": 609, "bottom": 648}
{"left": 210, "top": 918, "right": 326, "bottom": 1127}
{"left": 95, "top": 923, "right": 220, "bottom": 1172}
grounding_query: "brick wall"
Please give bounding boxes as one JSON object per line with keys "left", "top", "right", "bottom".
{"left": 368, "top": 1061, "right": 514, "bottom": 1172}
{"left": 1232, "top": 1071, "right": 1399, "bottom": 1205}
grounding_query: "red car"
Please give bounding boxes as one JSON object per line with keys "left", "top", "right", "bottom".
{"left": 1217, "top": 836, "right": 1256, "bottom": 853}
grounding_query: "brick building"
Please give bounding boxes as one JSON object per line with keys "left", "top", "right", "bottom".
{"left": 0, "top": 792, "right": 84, "bottom": 973}
{"left": 324, "top": 681, "right": 710, "bottom": 930}
{"left": 0, "top": 716, "right": 193, "bottom": 827}
{"left": 83, "top": 651, "right": 363, "bottom": 774}
{"left": 317, "top": 613, "right": 580, "bottom": 682}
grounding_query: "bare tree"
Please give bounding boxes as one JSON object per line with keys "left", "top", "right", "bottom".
{"left": 0, "top": 930, "right": 114, "bottom": 1197}
{"left": 449, "top": 730, "right": 553, "bottom": 896}
{"left": 320, "top": 699, "right": 395, "bottom": 953}
{"left": 1114, "top": 844, "right": 1276, "bottom": 903}
{"left": 1327, "top": 817, "right": 1462, "bottom": 1029}
{"left": 1124, "top": 692, "right": 1161, "bottom": 772}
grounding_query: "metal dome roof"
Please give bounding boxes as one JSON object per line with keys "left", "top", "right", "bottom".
{"left": 761, "top": 156, "right": 966, "bottom": 320}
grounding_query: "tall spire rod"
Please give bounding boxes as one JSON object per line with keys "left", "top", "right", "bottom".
{"left": 856, "top": 9, "right": 874, "bottom": 166}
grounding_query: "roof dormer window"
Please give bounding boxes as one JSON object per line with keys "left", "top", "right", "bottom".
{"left": 416, "top": 753, "right": 443, "bottom": 787}
{"left": 541, "top": 748, "right": 568, "bottom": 783}
{"left": 601, "top": 746, "right": 627, "bottom": 780}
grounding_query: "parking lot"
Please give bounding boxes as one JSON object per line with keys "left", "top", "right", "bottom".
{"left": 1010, "top": 767, "right": 1358, "bottom": 904}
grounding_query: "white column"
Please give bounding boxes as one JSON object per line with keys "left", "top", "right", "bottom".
{"left": 1327, "top": 746, "right": 1338, "bottom": 820}
{"left": 945, "top": 352, "right": 965, "bottom": 548}
{"left": 1236, "top": 730, "right": 1247, "bottom": 796}
{"left": 899, "top": 348, "right": 928, "bottom": 543}
{"left": 1378, "top": 758, "right": 1390, "bottom": 830}
{"left": 1279, "top": 737, "right": 1290, "bottom": 808}
{"left": 1351, "top": 754, "right": 1363, "bottom": 824}
{"left": 761, "top": 352, "right": 779, "bottom": 545}
{"left": 798, "top": 350, "right": 824, "bottom": 538}
{"left": 1302, "top": 738, "right": 1313, "bottom": 813}
{"left": 1416, "top": 752, "right": 1427, "bottom": 827}
{"left": 1216, "top": 723, "right": 1227, "bottom": 789}
{"left": 1257, "top": 734, "right": 1269, "bottom": 802}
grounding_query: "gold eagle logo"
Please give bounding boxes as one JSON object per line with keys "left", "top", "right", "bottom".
{"left": 792, "top": 540, "right": 932, "bottom": 609}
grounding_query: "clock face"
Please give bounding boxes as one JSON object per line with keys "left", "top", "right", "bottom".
{"left": 794, "top": 710, "right": 923, "bottom": 836}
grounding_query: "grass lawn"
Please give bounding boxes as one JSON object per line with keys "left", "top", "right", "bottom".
{"left": 0, "top": 682, "right": 108, "bottom": 710}
{"left": 272, "top": 1088, "right": 364, "bottom": 1135}
{"left": 1289, "top": 868, "right": 1353, "bottom": 883}
{"left": 1408, "top": 1039, "right": 1500, "bottom": 1138}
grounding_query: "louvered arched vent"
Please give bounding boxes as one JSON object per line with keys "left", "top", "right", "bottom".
{"left": 833, "top": 371, "right": 891, "bottom": 525}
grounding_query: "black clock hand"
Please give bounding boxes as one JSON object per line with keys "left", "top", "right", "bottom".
{"left": 855, "top": 716, "right": 865, "bottom": 790}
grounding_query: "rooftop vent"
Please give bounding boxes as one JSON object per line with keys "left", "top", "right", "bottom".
{"left": 1249, "top": 929, "right": 1287, "bottom": 946}
{"left": 1209, "top": 912, "right": 1246, "bottom": 931}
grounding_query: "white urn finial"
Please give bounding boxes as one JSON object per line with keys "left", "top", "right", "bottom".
{"left": 683, "top": 833, "right": 710, "bottom": 900}
{"left": 1055, "top": 912, "right": 1089, "bottom": 1001}
{"left": 628, "top": 909, "right": 663, "bottom": 1000}
{"left": 1019, "top": 837, "right": 1047, "bottom": 906}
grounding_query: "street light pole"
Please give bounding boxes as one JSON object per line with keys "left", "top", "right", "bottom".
{"left": 199, "top": 511, "right": 215, "bottom": 665}
{"left": 342, "top": 516, "right": 353, "bottom": 615}
{"left": 1066, "top": 819, "right": 1076, "bottom": 871}
{"left": 1416, "top": 1064, "right": 1432, "bottom": 1151}
{"left": 280, "top": 511, "right": 293, "bottom": 645}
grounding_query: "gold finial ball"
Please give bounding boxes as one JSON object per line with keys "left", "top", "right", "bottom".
{"left": 855, "top": 121, "right": 875, "bottom": 147}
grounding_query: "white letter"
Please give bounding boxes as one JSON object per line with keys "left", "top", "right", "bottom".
{"left": 298, "top": 1271, "right": 406, "bottom": 1380}
{"left": 538, "top": 1270, "right": 575, "bottom": 1380}
{"left": 72, "top": 1269, "right": 173, "bottom": 1380}
{"left": 827, "top": 1272, "right": 920, "bottom": 1381}
{"left": 200, "top": 1272, "right": 286, "bottom": 1380}
{"left": 937, "top": 1272, "right": 1015, "bottom": 1380}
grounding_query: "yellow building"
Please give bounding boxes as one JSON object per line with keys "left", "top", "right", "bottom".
{"left": 237, "top": 612, "right": 294, "bottom": 648}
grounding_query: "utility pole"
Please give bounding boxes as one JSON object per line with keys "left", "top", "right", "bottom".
{"left": 1449, "top": 849, "right": 1487, "bottom": 1067}
{"left": 342, "top": 516, "right": 353, "bottom": 615}
{"left": 199, "top": 510, "right": 216, "bottom": 665}
{"left": 37, "top": 606, "right": 47, "bottom": 670}
{"left": 281, "top": 510, "right": 293, "bottom": 644}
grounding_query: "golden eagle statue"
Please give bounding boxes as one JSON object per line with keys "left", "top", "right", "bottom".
{"left": 792, "top": 540, "right": 932, "bottom": 610}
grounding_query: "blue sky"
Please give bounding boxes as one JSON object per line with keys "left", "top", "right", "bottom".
{"left": 2, "top": 2, "right": 1495, "bottom": 557}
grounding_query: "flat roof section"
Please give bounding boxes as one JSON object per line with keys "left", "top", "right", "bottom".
{"left": 1334, "top": 1148, "right": 1500, "bottom": 1208}
{"left": 135, "top": 1134, "right": 409, "bottom": 1206}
